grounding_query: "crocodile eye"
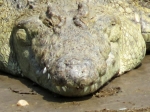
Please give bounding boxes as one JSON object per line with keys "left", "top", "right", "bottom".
{"left": 46, "top": 5, "right": 60, "bottom": 22}
{"left": 43, "top": 5, "right": 65, "bottom": 28}
{"left": 42, "top": 18, "right": 53, "bottom": 28}
{"left": 41, "top": 5, "right": 66, "bottom": 34}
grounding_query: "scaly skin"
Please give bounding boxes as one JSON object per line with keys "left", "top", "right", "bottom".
{"left": 0, "top": 0, "right": 149, "bottom": 96}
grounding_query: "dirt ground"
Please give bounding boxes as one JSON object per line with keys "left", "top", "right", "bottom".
{"left": 0, "top": 55, "right": 150, "bottom": 112}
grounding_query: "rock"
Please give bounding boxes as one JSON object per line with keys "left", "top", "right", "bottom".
{"left": 17, "top": 100, "right": 29, "bottom": 106}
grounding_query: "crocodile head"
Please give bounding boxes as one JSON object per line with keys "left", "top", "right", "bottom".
{"left": 12, "top": 2, "right": 121, "bottom": 96}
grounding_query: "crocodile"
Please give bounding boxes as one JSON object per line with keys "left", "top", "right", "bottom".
{"left": 0, "top": 0, "right": 150, "bottom": 97}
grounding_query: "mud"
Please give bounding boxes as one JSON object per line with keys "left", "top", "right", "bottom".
{"left": 0, "top": 55, "right": 150, "bottom": 112}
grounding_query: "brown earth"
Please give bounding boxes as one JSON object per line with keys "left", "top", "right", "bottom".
{"left": 0, "top": 55, "right": 150, "bottom": 112}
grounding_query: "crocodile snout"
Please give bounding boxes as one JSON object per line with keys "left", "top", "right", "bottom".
{"left": 54, "top": 58, "right": 98, "bottom": 86}
{"left": 50, "top": 57, "right": 102, "bottom": 96}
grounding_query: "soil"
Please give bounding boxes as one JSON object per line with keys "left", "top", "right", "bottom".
{"left": 0, "top": 55, "right": 150, "bottom": 112}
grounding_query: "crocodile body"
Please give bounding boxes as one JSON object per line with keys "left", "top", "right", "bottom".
{"left": 0, "top": 0, "right": 150, "bottom": 96}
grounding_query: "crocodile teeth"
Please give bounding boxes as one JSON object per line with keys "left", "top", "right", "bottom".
{"left": 43, "top": 67, "right": 47, "bottom": 74}
{"left": 48, "top": 73, "right": 51, "bottom": 79}
{"left": 56, "top": 86, "right": 61, "bottom": 92}
{"left": 21, "top": 73, "right": 24, "bottom": 77}
{"left": 91, "top": 84, "right": 95, "bottom": 92}
{"left": 84, "top": 87, "right": 88, "bottom": 93}
{"left": 94, "top": 83, "right": 98, "bottom": 90}
{"left": 134, "top": 13, "right": 140, "bottom": 23}
{"left": 62, "top": 86, "right": 66, "bottom": 92}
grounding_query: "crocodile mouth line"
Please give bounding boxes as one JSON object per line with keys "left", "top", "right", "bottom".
{"left": 36, "top": 65, "right": 102, "bottom": 96}
{"left": 52, "top": 79, "right": 101, "bottom": 96}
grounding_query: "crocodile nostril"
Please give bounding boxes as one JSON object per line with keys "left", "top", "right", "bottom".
{"left": 53, "top": 58, "right": 100, "bottom": 88}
